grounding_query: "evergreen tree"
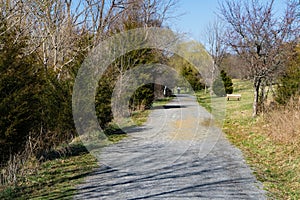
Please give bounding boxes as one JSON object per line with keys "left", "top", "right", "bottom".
{"left": 0, "top": 18, "right": 41, "bottom": 162}
{"left": 276, "top": 46, "right": 300, "bottom": 104}
{"left": 212, "top": 70, "right": 233, "bottom": 96}
{"left": 212, "top": 76, "right": 226, "bottom": 96}
{"left": 221, "top": 70, "right": 233, "bottom": 94}
{"left": 0, "top": 17, "right": 76, "bottom": 163}
{"left": 181, "top": 65, "right": 205, "bottom": 91}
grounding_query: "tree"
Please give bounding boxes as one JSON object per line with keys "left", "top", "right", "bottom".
{"left": 276, "top": 45, "right": 300, "bottom": 104}
{"left": 220, "top": 53, "right": 247, "bottom": 79}
{"left": 212, "top": 76, "right": 225, "bottom": 97}
{"left": 204, "top": 20, "right": 227, "bottom": 93}
{"left": 0, "top": 16, "right": 76, "bottom": 164}
{"left": 169, "top": 41, "right": 209, "bottom": 92}
{"left": 180, "top": 65, "right": 205, "bottom": 91}
{"left": 212, "top": 70, "right": 233, "bottom": 96}
{"left": 219, "top": 0, "right": 300, "bottom": 116}
{"left": 0, "top": 0, "right": 179, "bottom": 167}
{"left": 0, "top": 18, "right": 40, "bottom": 162}
{"left": 221, "top": 70, "right": 233, "bottom": 94}
{"left": 94, "top": 0, "right": 178, "bottom": 128}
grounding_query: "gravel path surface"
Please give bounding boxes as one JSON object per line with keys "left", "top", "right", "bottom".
{"left": 75, "top": 94, "right": 266, "bottom": 200}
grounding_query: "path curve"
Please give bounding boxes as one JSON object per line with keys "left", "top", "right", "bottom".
{"left": 75, "top": 94, "right": 266, "bottom": 200}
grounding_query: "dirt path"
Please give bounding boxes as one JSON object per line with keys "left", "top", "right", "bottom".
{"left": 75, "top": 94, "right": 266, "bottom": 199}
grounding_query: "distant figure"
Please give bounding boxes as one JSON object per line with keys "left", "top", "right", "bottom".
{"left": 163, "top": 86, "right": 167, "bottom": 96}
{"left": 177, "top": 86, "right": 181, "bottom": 94}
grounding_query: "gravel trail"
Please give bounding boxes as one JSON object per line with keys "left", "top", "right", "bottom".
{"left": 75, "top": 94, "right": 266, "bottom": 200}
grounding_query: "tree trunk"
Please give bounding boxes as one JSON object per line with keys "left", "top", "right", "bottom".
{"left": 260, "top": 83, "right": 266, "bottom": 113}
{"left": 252, "top": 77, "right": 261, "bottom": 117}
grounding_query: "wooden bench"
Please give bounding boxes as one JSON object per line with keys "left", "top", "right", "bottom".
{"left": 226, "top": 94, "right": 241, "bottom": 101}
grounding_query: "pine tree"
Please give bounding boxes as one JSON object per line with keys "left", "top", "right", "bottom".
{"left": 0, "top": 18, "right": 41, "bottom": 162}
{"left": 221, "top": 70, "right": 233, "bottom": 94}
{"left": 212, "top": 70, "right": 233, "bottom": 96}
{"left": 276, "top": 46, "right": 300, "bottom": 104}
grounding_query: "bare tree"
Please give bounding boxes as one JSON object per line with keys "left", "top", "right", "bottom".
{"left": 105, "top": 0, "right": 179, "bottom": 117}
{"left": 219, "top": 0, "right": 300, "bottom": 116}
{"left": 0, "top": 0, "right": 178, "bottom": 79}
{"left": 0, "top": 0, "right": 126, "bottom": 77}
{"left": 204, "top": 20, "right": 227, "bottom": 94}
{"left": 205, "top": 20, "right": 227, "bottom": 71}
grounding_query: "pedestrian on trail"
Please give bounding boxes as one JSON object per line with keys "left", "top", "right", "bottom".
{"left": 177, "top": 86, "right": 181, "bottom": 94}
{"left": 164, "top": 86, "right": 167, "bottom": 96}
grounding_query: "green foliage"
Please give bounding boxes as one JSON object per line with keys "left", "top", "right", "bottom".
{"left": 0, "top": 18, "right": 76, "bottom": 164}
{"left": 130, "top": 83, "right": 155, "bottom": 111}
{"left": 95, "top": 74, "right": 114, "bottom": 129}
{"left": 276, "top": 46, "right": 300, "bottom": 104}
{"left": 181, "top": 65, "right": 205, "bottom": 91}
{"left": 0, "top": 19, "right": 41, "bottom": 162}
{"left": 212, "top": 76, "right": 226, "bottom": 96}
{"left": 95, "top": 49, "right": 164, "bottom": 129}
{"left": 36, "top": 74, "right": 75, "bottom": 155}
{"left": 168, "top": 41, "right": 209, "bottom": 92}
{"left": 221, "top": 70, "right": 233, "bottom": 94}
{"left": 213, "top": 70, "right": 233, "bottom": 96}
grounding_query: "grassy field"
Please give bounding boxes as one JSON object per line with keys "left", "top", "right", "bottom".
{"left": 196, "top": 79, "right": 300, "bottom": 199}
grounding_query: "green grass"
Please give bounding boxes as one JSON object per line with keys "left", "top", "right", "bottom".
{"left": 195, "top": 91, "right": 226, "bottom": 126}
{"left": 152, "top": 97, "right": 174, "bottom": 107}
{"left": 196, "top": 79, "right": 300, "bottom": 199}
{"left": 0, "top": 134, "right": 129, "bottom": 199}
{"left": 130, "top": 110, "right": 151, "bottom": 126}
{"left": 195, "top": 91, "right": 212, "bottom": 112}
{"left": 0, "top": 145, "right": 97, "bottom": 200}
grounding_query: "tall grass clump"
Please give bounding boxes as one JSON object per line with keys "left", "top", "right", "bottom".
{"left": 264, "top": 98, "right": 300, "bottom": 144}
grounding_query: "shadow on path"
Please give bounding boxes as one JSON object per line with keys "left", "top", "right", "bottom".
{"left": 75, "top": 94, "right": 266, "bottom": 200}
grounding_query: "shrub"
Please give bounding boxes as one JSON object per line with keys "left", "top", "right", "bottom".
{"left": 276, "top": 46, "right": 300, "bottom": 104}
{"left": 0, "top": 18, "right": 76, "bottom": 165}
{"left": 181, "top": 65, "right": 205, "bottom": 91}
{"left": 213, "top": 70, "right": 233, "bottom": 96}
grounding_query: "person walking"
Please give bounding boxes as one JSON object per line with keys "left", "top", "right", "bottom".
{"left": 177, "top": 86, "right": 181, "bottom": 94}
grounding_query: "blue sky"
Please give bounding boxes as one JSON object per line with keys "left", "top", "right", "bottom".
{"left": 170, "top": 0, "right": 287, "bottom": 43}
{"left": 170, "top": 0, "right": 219, "bottom": 41}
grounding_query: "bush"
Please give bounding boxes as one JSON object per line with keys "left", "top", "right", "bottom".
{"left": 221, "top": 70, "right": 233, "bottom": 94}
{"left": 276, "top": 46, "right": 300, "bottom": 104}
{"left": 130, "top": 83, "right": 155, "bottom": 111}
{"left": 213, "top": 70, "right": 233, "bottom": 96}
{"left": 212, "top": 76, "right": 226, "bottom": 96}
{"left": 0, "top": 19, "right": 76, "bottom": 165}
{"left": 181, "top": 65, "right": 205, "bottom": 91}
{"left": 0, "top": 21, "right": 41, "bottom": 163}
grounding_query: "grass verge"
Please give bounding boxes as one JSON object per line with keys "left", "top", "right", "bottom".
{"left": 0, "top": 143, "right": 97, "bottom": 200}
{"left": 196, "top": 79, "right": 300, "bottom": 199}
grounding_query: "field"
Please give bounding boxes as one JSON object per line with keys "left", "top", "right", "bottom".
{"left": 197, "top": 79, "right": 300, "bottom": 199}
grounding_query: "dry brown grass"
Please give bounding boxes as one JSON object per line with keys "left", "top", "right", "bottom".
{"left": 263, "top": 99, "right": 300, "bottom": 145}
